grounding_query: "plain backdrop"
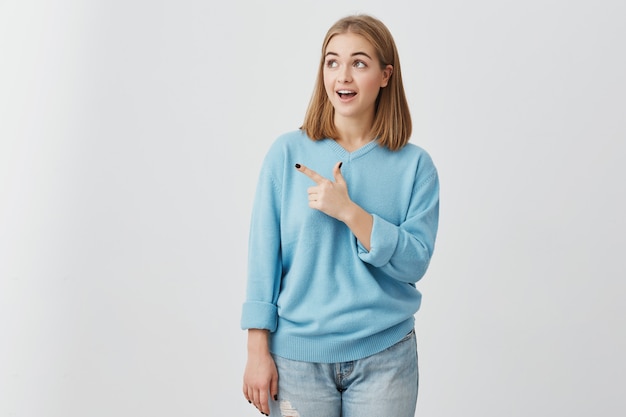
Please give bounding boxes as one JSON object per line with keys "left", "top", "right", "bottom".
{"left": 1, "top": 0, "right": 625, "bottom": 416}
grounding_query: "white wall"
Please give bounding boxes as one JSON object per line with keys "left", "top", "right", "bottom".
{"left": 1, "top": 0, "right": 624, "bottom": 416}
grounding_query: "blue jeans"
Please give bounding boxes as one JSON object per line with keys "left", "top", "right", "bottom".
{"left": 269, "top": 329, "right": 418, "bottom": 417}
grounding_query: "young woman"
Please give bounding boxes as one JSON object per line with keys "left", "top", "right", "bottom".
{"left": 241, "top": 14, "right": 439, "bottom": 417}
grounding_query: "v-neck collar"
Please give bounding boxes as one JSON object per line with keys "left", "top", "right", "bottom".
{"left": 323, "top": 138, "right": 380, "bottom": 161}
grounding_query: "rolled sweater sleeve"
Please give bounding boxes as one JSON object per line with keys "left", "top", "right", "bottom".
{"left": 358, "top": 165, "right": 439, "bottom": 284}
{"left": 240, "top": 163, "right": 282, "bottom": 331}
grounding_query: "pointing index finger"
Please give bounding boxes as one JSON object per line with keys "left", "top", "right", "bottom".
{"left": 295, "top": 163, "right": 325, "bottom": 184}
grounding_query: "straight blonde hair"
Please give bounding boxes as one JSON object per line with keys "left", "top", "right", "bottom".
{"left": 301, "top": 14, "right": 412, "bottom": 151}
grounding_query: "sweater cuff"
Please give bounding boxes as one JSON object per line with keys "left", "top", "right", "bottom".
{"left": 357, "top": 214, "right": 399, "bottom": 267}
{"left": 241, "top": 301, "right": 278, "bottom": 332}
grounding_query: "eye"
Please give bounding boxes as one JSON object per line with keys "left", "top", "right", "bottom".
{"left": 353, "top": 60, "right": 367, "bottom": 69}
{"left": 325, "top": 59, "right": 338, "bottom": 68}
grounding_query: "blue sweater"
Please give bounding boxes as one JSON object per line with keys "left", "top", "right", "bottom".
{"left": 241, "top": 130, "right": 439, "bottom": 363}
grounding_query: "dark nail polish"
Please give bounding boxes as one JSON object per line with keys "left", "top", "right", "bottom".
{"left": 274, "top": 394, "right": 278, "bottom": 401}
{"left": 339, "top": 162, "right": 343, "bottom": 168}
{"left": 295, "top": 163, "right": 301, "bottom": 169}
{"left": 248, "top": 400, "right": 252, "bottom": 404}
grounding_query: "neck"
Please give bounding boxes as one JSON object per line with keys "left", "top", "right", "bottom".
{"left": 333, "top": 114, "right": 375, "bottom": 152}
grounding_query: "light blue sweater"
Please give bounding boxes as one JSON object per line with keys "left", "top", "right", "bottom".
{"left": 241, "top": 130, "right": 439, "bottom": 363}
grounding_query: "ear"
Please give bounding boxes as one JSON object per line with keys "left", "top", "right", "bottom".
{"left": 381, "top": 65, "right": 393, "bottom": 87}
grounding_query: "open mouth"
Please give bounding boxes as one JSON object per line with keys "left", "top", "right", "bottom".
{"left": 337, "top": 90, "right": 357, "bottom": 99}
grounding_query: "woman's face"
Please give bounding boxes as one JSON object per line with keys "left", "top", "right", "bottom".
{"left": 323, "top": 33, "right": 392, "bottom": 124}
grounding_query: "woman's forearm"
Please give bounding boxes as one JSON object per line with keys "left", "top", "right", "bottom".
{"left": 247, "top": 328, "right": 271, "bottom": 355}
{"left": 341, "top": 201, "right": 373, "bottom": 251}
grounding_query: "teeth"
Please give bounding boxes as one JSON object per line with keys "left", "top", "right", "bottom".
{"left": 338, "top": 90, "right": 355, "bottom": 94}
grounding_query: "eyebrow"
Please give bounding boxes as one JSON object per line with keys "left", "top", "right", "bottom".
{"left": 325, "top": 51, "right": 373, "bottom": 60}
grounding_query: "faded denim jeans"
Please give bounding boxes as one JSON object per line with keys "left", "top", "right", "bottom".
{"left": 269, "top": 329, "right": 418, "bottom": 417}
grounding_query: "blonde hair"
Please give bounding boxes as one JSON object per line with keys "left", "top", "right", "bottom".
{"left": 301, "top": 14, "right": 412, "bottom": 151}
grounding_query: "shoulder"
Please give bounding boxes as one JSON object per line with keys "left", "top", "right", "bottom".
{"left": 382, "top": 142, "right": 437, "bottom": 172}
{"left": 401, "top": 142, "right": 434, "bottom": 161}
{"left": 397, "top": 143, "right": 438, "bottom": 188}
{"left": 270, "top": 129, "right": 312, "bottom": 150}
{"left": 263, "top": 129, "right": 318, "bottom": 163}
{"left": 260, "top": 129, "right": 315, "bottom": 172}
{"left": 262, "top": 129, "right": 306, "bottom": 155}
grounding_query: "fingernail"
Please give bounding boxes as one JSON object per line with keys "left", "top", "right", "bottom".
{"left": 248, "top": 400, "right": 252, "bottom": 404}
{"left": 339, "top": 162, "right": 343, "bottom": 168}
{"left": 274, "top": 394, "right": 278, "bottom": 401}
{"left": 295, "top": 163, "right": 301, "bottom": 169}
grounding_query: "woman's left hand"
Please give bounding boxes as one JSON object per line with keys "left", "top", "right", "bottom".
{"left": 296, "top": 161, "right": 353, "bottom": 221}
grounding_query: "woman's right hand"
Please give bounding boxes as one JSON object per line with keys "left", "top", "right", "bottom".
{"left": 243, "top": 329, "right": 278, "bottom": 416}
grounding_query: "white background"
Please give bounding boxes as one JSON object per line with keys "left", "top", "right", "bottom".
{"left": 1, "top": 0, "right": 625, "bottom": 416}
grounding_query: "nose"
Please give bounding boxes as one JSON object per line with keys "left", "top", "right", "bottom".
{"left": 337, "top": 66, "right": 352, "bottom": 83}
